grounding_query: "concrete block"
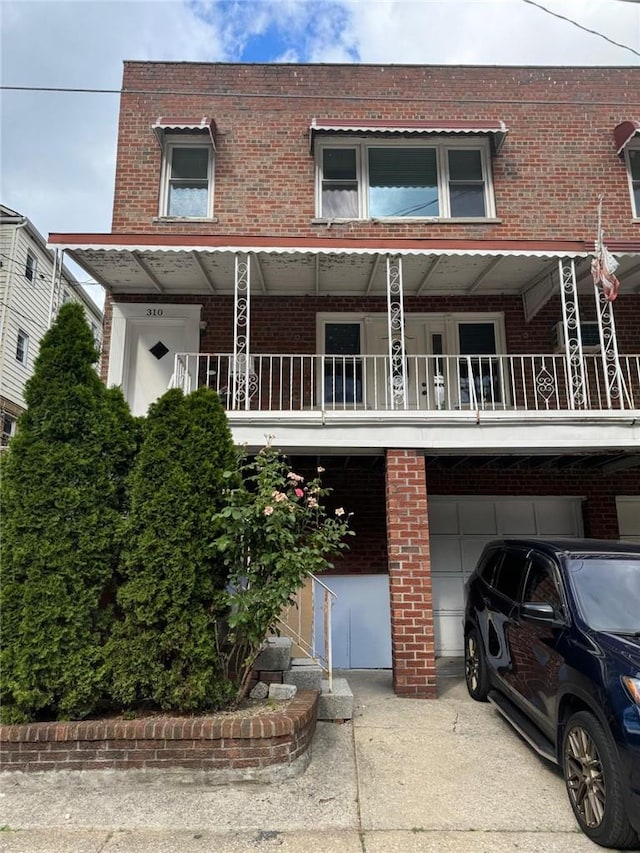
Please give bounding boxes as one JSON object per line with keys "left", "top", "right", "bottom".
{"left": 254, "top": 637, "right": 292, "bottom": 672}
{"left": 269, "top": 683, "right": 297, "bottom": 701}
{"left": 317, "top": 678, "right": 354, "bottom": 721}
{"left": 283, "top": 663, "right": 323, "bottom": 691}
{"left": 249, "top": 682, "right": 269, "bottom": 700}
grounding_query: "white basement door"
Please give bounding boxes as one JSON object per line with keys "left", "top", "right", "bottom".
{"left": 617, "top": 497, "right": 640, "bottom": 543}
{"left": 429, "top": 496, "right": 584, "bottom": 656}
{"left": 315, "top": 574, "right": 393, "bottom": 669}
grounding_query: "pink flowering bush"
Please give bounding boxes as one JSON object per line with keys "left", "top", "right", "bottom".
{"left": 212, "top": 442, "right": 353, "bottom": 702}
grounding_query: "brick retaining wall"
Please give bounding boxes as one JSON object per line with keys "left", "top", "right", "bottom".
{"left": 0, "top": 690, "right": 318, "bottom": 773}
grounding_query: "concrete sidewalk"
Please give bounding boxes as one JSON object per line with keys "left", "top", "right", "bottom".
{"left": 0, "top": 665, "right": 606, "bottom": 852}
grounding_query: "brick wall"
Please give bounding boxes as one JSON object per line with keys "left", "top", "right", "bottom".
{"left": 0, "top": 691, "right": 318, "bottom": 773}
{"left": 111, "top": 63, "right": 639, "bottom": 240}
{"left": 105, "top": 292, "right": 640, "bottom": 367}
{"left": 385, "top": 450, "right": 436, "bottom": 698}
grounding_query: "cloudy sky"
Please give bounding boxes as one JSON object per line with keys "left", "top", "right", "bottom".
{"left": 1, "top": 0, "right": 639, "bottom": 306}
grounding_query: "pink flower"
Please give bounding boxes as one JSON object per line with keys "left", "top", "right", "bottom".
{"left": 295, "top": 488, "right": 304, "bottom": 498}
{"left": 307, "top": 497, "right": 318, "bottom": 508}
{"left": 287, "top": 472, "right": 304, "bottom": 483}
{"left": 335, "top": 507, "right": 345, "bottom": 517}
{"left": 274, "top": 492, "right": 287, "bottom": 503}
{"left": 264, "top": 506, "right": 274, "bottom": 516}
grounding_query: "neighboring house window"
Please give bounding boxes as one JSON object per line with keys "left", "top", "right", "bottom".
{"left": 626, "top": 146, "right": 640, "bottom": 216}
{"left": 16, "top": 330, "right": 29, "bottom": 364}
{"left": 25, "top": 252, "right": 37, "bottom": 282}
{"left": 317, "top": 140, "right": 493, "bottom": 219}
{"left": 62, "top": 290, "right": 72, "bottom": 303}
{"left": 160, "top": 138, "right": 214, "bottom": 218}
{"left": 1, "top": 413, "right": 16, "bottom": 446}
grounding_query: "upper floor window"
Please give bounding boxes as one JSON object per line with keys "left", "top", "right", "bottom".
{"left": 16, "top": 330, "right": 29, "bottom": 365}
{"left": 160, "top": 138, "right": 214, "bottom": 218}
{"left": 626, "top": 145, "right": 640, "bottom": 217}
{"left": 25, "top": 251, "right": 37, "bottom": 283}
{"left": 317, "top": 140, "right": 494, "bottom": 220}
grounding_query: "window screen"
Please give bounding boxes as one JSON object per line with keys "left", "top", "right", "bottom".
{"left": 168, "top": 147, "right": 210, "bottom": 217}
{"left": 322, "top": 149, "right": 358, "bottom": 218}
{"left": 368, "top": 148, "right": 438, "bottom": 217}
{"left": 448, "top": 150, "right": 486, "bottom": 217}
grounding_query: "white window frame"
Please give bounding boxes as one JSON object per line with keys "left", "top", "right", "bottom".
{"left": 159, "top": 135, "right": 215, "bottom": 219}
{"left": 315, "top": 137, "right": 496, "bottom": 221}
{"left": 16, "top": 330, "right": 29, "bottom": 365}
{"left": 624, "top": 142, "right": 640, "bottom": 218}
{"left": 25, "top": 251, "right": 37, "bottom": 283}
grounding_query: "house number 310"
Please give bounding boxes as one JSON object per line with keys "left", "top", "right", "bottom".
{"left": 146, "top": 309, "right": 164, "bottom": 316}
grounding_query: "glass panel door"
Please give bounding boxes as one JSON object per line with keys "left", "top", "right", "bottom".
{"left": 324, "top": 323, "right": 363, "bottom": 405}
{"left": 458, "top": 322, "right": 502, "bottom": 406}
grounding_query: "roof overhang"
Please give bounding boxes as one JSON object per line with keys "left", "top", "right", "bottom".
{"left": 614, "top": 120, "right": 640, "bottom": 156}
{"left": 309, "top": 118, "right": 509, "bottom": 153}
{"left": 152, "top": 117, "right": 217, "bottom": 150}
{"left": 48, "top": 233, "right": 632, "bottom": 301}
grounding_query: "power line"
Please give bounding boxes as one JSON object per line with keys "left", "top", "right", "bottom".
{"left": 0, "top": 84, "right": 638, "bottom": 108}
{"left": 520, "top": 0, "right": 640, "bottom": 58}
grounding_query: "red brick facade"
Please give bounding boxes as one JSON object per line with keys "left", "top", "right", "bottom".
{"left": 111, "top": 63, "right": 639, "bottom": 241}
{"left": 385, "top": 450, "right": 436, "bottom": 698}
{"left": 79, "top": 62, "right": 640, "bottom": 698}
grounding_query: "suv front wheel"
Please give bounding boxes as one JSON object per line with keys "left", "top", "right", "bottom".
{"left": 562, "top": 710, "right": 639, "bottom": 849}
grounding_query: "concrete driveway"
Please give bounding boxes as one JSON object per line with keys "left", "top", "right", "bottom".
{"left": 0, "top": 664, "right": 612, "bottom": 852}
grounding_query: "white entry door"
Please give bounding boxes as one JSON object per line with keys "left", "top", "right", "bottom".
{"left": 108, "top": 304, "right": 202, "bottom": 416}
{"left": 428, "top": 496, "right": 584, "bottom": 656}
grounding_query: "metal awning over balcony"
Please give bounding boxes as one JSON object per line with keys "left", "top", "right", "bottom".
{"left": 46, "top": 233, "right": 639, "bottom": 297}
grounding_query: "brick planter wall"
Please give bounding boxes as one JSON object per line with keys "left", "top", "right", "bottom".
{"left": 0, "top": 690, "right": 318, "bottom": 775}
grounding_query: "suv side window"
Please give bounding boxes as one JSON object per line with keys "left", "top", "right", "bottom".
{"left": 492, "top": 547, "right": 527, "bottom": 602}
{"left": 522, "top": 552, "right": 564, "bottom": 616}
{"left": 477, "top": 548, "right": 503, "bottom": 586}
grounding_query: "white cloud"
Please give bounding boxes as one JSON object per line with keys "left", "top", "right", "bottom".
{"left": 1, "top": 0, "right": 637, "bottom": 310}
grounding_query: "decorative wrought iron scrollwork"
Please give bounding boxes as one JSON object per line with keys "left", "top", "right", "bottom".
{"left": 386, "top": 255, "right": 406, "bottom": 409}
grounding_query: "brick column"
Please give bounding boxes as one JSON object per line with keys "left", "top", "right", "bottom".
{"left": 385, "top": 449, "right": 436, "bottom": 698}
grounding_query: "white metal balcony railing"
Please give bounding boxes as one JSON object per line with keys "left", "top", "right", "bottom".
{"left": 171, "top": 353, "right": 640, "bottom": 413}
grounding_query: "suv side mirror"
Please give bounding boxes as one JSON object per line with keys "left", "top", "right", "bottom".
{"left": 521, "top": 602, "right": 559, "bottom": 623}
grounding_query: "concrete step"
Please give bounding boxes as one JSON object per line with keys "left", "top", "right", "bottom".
{"left": 254, "top": 637, "right": 292, "bottom": 672}
{"left": 283, "top": 659, "right": 324, "bottom": 691}
{"left": 317, "top": 677, "right": 354, "bottom": 722}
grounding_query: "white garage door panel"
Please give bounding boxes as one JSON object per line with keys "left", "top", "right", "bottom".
{"left": 459, "top": 501, "right": 497, "bottom": 535}
{"left": 496, "top": 500, "right": 537, "bottom": 535}
{"left": 429, "top": 537, "right": 463, "bottom": 573}
{"left": 429, "top": 496, "right": 584, "bottom": 656}
{"left": 617, "top": 497, "right": 640, "bottom": 543}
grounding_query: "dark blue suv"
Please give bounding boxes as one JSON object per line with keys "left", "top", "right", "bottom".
{"left": 464, "top": 538, "right": 640, "bottom": 850}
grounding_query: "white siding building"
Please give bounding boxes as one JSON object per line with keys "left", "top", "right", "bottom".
{"left": 0, "top": 205, "right": 103, "bottom": 445}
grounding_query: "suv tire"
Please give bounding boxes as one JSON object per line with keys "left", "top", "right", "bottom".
{"left": 562, "top": 710, "right": 639, "bottom": 850}
{"left": 464, "top": 627, "right": 489, "bottom": 702}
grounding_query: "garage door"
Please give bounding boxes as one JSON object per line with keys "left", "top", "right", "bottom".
{"left": 617, "top": 497, "right": 640, "bottom": 543}
{"left": 429, "top": 496, "right": 584, "bottom": 656}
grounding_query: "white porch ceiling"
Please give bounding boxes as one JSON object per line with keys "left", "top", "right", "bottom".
{"left": 56, "top": 246, "right": 640, "bottom": 299}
